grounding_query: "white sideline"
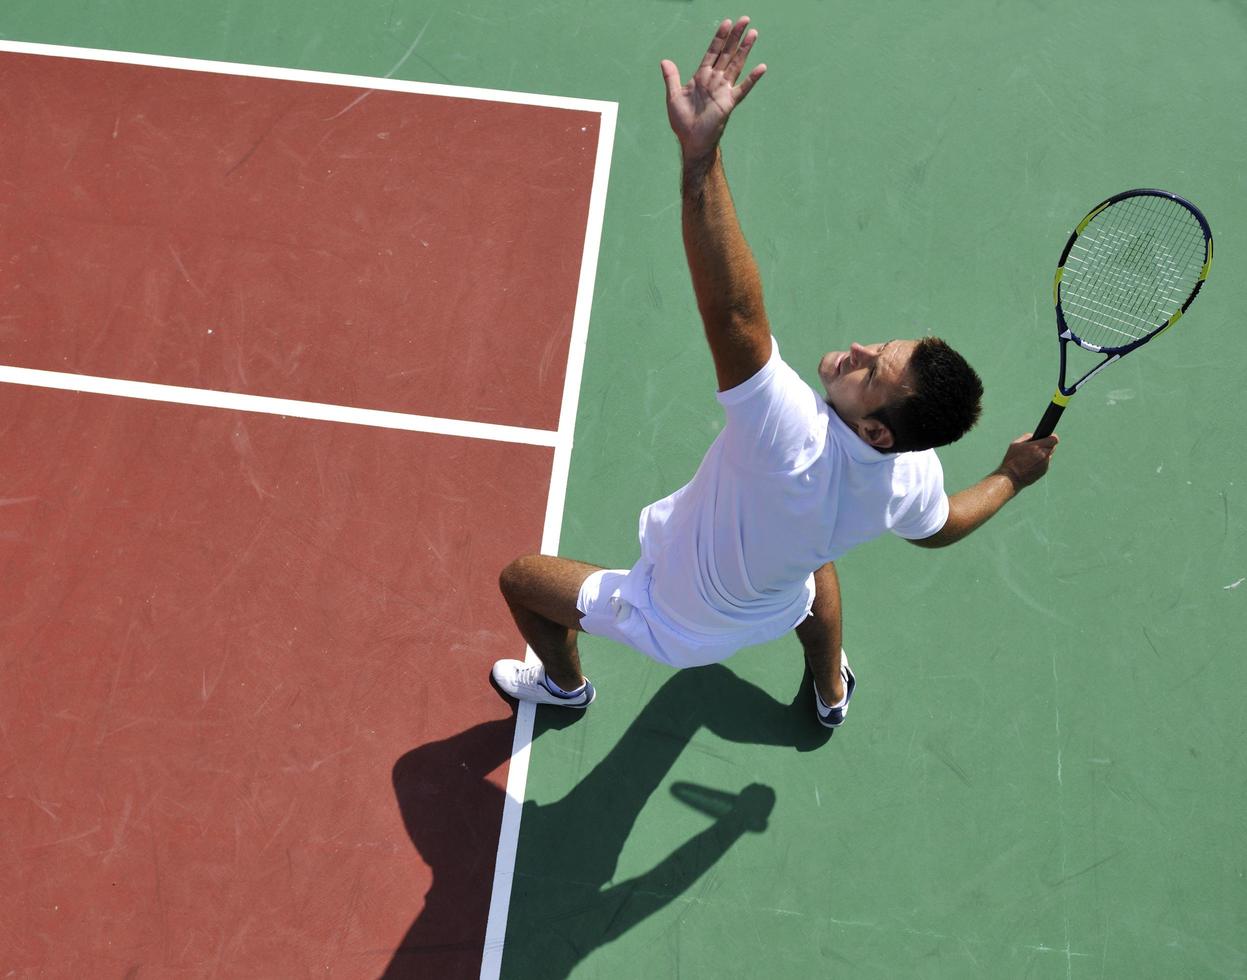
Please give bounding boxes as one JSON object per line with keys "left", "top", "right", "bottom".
{"left": 478, "top": 89, "right": 618, "bottom": 980}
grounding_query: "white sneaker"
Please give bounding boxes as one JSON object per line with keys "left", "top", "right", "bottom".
{"left": 491, "top": 659, "right": 596, "bottom": 708}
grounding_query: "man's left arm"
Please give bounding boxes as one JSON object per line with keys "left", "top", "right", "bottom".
{"left": 911, "top": 433, "right": 1059, "bottom": 549}
{"left": 662, "top": 17, "right": 770, "bottom": 393}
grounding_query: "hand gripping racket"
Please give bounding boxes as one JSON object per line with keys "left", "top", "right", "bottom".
{"left": 1032, "top": 188, "right": 1213, "bottom": 440}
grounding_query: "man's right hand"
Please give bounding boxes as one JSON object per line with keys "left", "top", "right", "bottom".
{"left": 997, "top": 432, "right": 1060, "bottom": 489}
{"left": 660, "top": 17, "right": 767, "bottom": 161}
{"left": 912, "top": 433, "right": 1060, "bottom": 549}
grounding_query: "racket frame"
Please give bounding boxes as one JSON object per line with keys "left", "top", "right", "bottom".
{"left": 1033, "top": 188, "right": 1213, "bottom": 439}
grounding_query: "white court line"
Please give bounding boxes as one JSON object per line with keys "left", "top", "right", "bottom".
{"left": 478, "top": 89, "right": 617, "bottom": 980}
{"left": 0, "top": 366, "right": 559, "bottom": 447}
{"left": 0, "top": 38, "right": 616, "bottom": 115}
{"left": 0, "top": 39, "right": 615, "bottom": 977}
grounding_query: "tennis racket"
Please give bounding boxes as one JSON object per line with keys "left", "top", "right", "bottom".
{"left": 1032, "top": 188, "right": 1213, "bottom": 440}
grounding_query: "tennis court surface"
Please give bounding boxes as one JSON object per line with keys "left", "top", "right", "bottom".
{"left": 3, "top": 3, "right": 1246, "bottom": 977}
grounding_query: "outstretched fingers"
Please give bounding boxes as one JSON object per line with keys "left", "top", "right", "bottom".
{"left": 703, "top": 18, "right": 764, "bottom": 96}
{"left": 714, "top": 18, "right": 752, "bottom": 75}
{"left": 723, "top": 24, "right": 758, "bottom": 81}
{"left": 734, "top": 61, "right": 767, "bottom": 103}
{"left": 698, "top": 18, "right": 735, "bottom": 74}
{"left": 700, "top": 17, "right": 757, "bottom": 77}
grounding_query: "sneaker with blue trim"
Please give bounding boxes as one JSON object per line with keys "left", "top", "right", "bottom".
{"left": 491, "top": 659, "right": 596, "bottom": 708}
{"left": 814, "top": 656, "right": 855, "bottom": 728}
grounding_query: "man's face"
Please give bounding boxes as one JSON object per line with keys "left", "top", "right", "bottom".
{"left": 817, "top": 340, "right": 918, "bottom": 450}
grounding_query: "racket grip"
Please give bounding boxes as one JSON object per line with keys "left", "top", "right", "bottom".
{"left": 1031, "top": 400, "right": 1065, "bottom": 440}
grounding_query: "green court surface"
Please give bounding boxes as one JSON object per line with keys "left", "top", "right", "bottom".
{"left": 5, "top": 2, "right": 1245, "bottom": 976}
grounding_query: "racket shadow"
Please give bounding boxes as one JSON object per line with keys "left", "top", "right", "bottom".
{"left": 381, "top": 663, "right": 831, "bottom": 978}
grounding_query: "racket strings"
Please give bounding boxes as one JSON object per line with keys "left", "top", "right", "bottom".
{"left": 1061, "top": 195, "right": 1207, "bottom": 351}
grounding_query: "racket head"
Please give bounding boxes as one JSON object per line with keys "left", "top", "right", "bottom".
{"left": 1054, "top": 189, "right": 1213, "bottom": 360}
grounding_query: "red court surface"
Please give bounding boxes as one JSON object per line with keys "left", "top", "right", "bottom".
{"left": 0, "top": 51, "right": 600, "bottom": 431}
{"left": 0, "top": 49, "right": 607, "bottom": 977}
{"left": 1, "top": 386, "right": 549, "bottom": 975}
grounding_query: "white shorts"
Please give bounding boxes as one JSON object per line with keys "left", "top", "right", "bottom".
{"left": 576, "top": 558, "right": 797, "bottom": 669}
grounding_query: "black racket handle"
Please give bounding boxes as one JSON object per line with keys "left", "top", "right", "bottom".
{"left": 1031, "top": 400, "right": 1065, "bottom": 441}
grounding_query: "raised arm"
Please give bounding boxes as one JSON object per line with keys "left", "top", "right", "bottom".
{"left": 661, "top": 17, "right": 770, "bottom": 391}
{"left": 912, "top": 433, "right": 1059, "bottom": 548}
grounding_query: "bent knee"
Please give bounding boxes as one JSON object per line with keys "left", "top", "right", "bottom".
{"left": 499, "top": 554, "right": 542, "bottom": 599}
{"left": 498, "top": 555, "right": 603, "bottom": 627}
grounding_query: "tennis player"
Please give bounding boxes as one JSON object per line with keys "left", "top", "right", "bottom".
{"left": 491, "top": 17, "right": 1058, "bottom": 728}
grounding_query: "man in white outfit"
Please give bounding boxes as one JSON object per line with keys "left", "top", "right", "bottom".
{"left": 491, "top": 17, "right": 1058, "bottom": 728}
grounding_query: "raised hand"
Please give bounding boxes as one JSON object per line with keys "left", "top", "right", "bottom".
{"left": 660, "top": 17, "right": 767, "bottom": 160}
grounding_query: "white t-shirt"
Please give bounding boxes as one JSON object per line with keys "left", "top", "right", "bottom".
{"left": 638, "top": 339, "right": 949, "bottom": 640}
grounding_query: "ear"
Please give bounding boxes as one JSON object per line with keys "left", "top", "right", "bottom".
{"left": 858, "top": 418, "right": 895, "bottom": 450}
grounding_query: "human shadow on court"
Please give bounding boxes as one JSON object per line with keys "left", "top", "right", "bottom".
{"left": 381, "top": 663, "right": 830, "bottom": 979}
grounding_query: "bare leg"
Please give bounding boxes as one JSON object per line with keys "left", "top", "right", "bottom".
{"left": 499, "top": 555, "right": 604, "bottom": 692}
{"left": 795, "top": 561, "right": 845, "bottom": 705}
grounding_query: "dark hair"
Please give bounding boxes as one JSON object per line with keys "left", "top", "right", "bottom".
{"left": 868, "top": 337, "right": 983, "bottom": 453}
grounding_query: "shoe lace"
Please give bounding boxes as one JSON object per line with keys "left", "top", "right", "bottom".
{"left": 516, "top": 662, "right": 545, "bottom": 687}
